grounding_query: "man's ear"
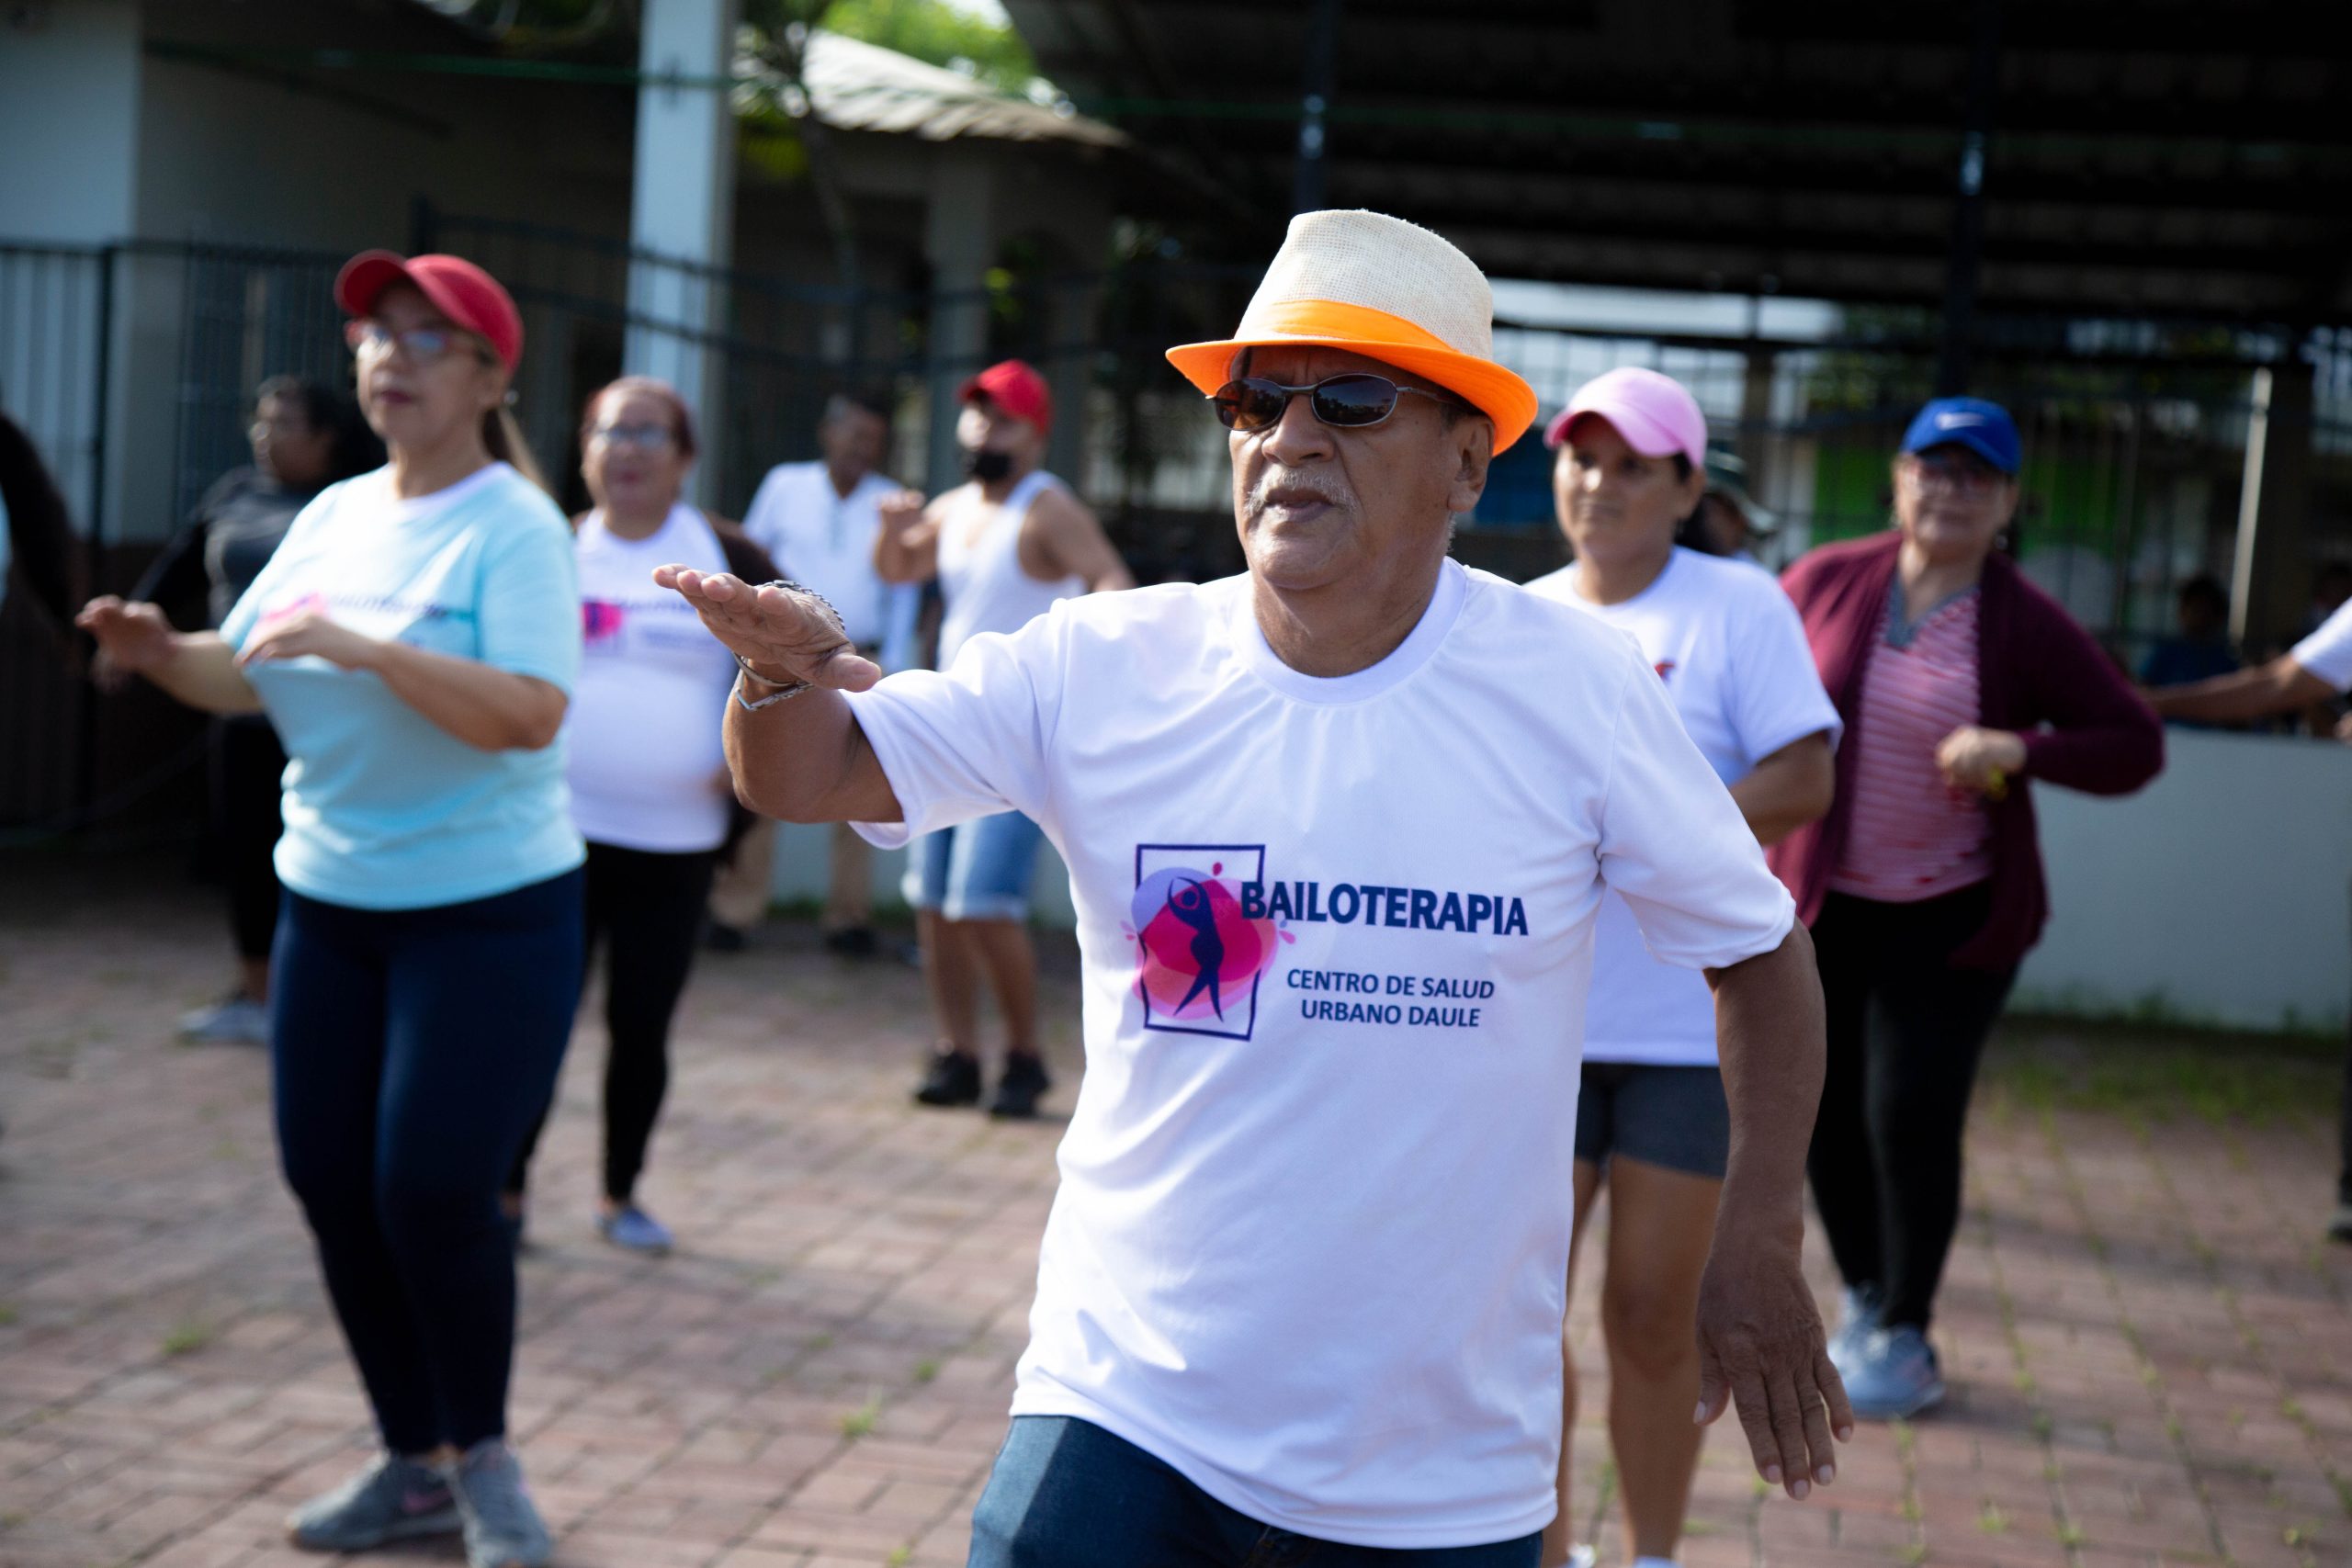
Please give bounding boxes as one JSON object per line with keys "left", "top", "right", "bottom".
{"left": 1446, "top": 417, "right": 1495, "bottom": 516}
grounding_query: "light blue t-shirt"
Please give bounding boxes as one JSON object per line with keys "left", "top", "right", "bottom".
{"left": 220, "top": 462, "right": 585, "bottom": 910}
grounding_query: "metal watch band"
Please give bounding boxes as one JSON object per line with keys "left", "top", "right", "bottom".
{"left": 729, "top": 580, "right": 847, "bottom": 711}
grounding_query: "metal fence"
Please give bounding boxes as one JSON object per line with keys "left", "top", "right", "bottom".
{"left": 7, "top": 221, "right": 2349, "bottom": 836}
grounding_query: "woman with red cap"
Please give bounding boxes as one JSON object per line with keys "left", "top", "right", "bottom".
{"left": 1773, "top": 399, "right": 2162, "bottom": 1422}
{"left": 79, "top": 251, "right": 581, "bottom": 1568}
{"left": 1524, "top": 367, "right": 1840, "bottom": 1568}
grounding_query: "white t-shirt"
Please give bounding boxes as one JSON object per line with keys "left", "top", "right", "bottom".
{"left": 1524, "top": 548, "right": 1839, "bottom": 1066}
{"left": 741, "top": 460, "right": 919, "bottom": 660}
{"left": 564, "top": 504, "right": 737, "bottom": 852}
{"left": 2292, "top": 596, "right": 2352, "bottom": 691}
{"left": 840, "top": 561, "right": 1795, "bottom": 1548}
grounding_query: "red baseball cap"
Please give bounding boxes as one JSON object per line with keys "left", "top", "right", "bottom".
{"left": 334, "top": 250, "right": 524, "bottom": 373}
{"left": 957, "top": 359, "right": 1052, "bottom": 433}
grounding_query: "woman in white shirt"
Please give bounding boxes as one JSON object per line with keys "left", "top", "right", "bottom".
{"left": 1522, "top": 368, "right": 1840, "bottom": 1568}
{"left": 503, "top": 378, "right": 775, "bottom": 1257}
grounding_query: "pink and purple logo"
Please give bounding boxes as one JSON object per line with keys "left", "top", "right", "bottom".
{"left": 582, "top": 599, "right": 628, "bottom": 646}
{"left": 1125, "top": 843, "right": 1293, "bottom": 1041}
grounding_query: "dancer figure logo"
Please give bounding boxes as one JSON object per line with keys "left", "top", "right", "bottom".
{"left": 1128, "top": 844, "right": 1288, "bottom": 1041}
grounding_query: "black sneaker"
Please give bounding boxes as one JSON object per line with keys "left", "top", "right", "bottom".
{"left": 824, "top": 926, "right": 878, "bottom": 959}
{"left": 912, "top": 1049, "right": 982, "bottom": 1108}
{"left": 988, "top": 1054, "right": 1052, "bottom": 1120}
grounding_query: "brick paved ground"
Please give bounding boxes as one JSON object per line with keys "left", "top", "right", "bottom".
{"left": 4, "top": 862, "right": 2349, "bottom": 1568}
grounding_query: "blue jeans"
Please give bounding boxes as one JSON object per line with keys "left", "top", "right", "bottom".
{"left": 271, "top": 868, "right": 583, "bottom": 1453}
{"left": 905, "top": 810, "right": 1045, "bottom": 921}
{"left": 967, "top": 1416, "right": 1543, "bottom": 1567}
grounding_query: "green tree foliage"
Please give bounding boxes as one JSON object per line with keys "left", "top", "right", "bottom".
{"left": 816, "top": 0, "right": 1042, "bottom": 96}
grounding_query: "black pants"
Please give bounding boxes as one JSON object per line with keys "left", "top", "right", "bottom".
{"left": 214, "top": 717, "right": 288, "bottom": 962}
{"left": 1805, "top": 885, "right": 2017, "bottom": 1333}
{"left": 272, "top": 869, "right": 582, "bottom": 1454}
{"left": 508, "top": 840, "right": 717, "bottom": 1205}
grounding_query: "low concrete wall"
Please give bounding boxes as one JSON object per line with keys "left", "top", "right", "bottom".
{"left": 2018, "top": 727, "right": 2351, "bottom": 1034}
{"left": 766, "top": 726, "right": 2349, "bottom": 1036}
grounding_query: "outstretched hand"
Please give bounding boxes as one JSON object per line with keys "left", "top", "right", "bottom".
{"left": 1694, "top": 1226, "right": 1853, "bottom": 1500}
{"left": 654, "top": 567, "right": 880, "bottom": 694}
{"left": 75, "top": 597, "right": 176, "bottom": 675}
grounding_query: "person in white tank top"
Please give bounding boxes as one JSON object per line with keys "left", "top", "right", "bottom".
{"left": 874, "top": 359, "right": 1134, "bottom": 1118}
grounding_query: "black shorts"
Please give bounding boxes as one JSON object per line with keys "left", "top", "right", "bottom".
{"left": 1573, "top": 1061, "right": 1730, "bottom": 1179}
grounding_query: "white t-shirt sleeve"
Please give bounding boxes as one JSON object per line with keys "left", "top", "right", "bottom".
{"left": 1596, "top": 643, "right": 1797, "bottom": 970}
{"left": 2291, "top": 597, "right": 2352, "bottom": 692}
{"left": 841, "top": 609, "right": 1064, "bottom": 849}
{"left": 1727, "top": 576, "right": 1843, "bottom": 763}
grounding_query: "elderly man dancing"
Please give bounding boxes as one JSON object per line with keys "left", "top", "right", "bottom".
{"left": 661, "top": 210, "right": 1849, "bottom": 1567}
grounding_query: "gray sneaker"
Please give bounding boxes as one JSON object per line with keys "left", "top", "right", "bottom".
{"left": 286, "top": 1453, "right": 458, "bottom": 1551}
{"left": 179, "top": 995, "right": 269, "bottom": 1045}
{"left": 1826, "top": 1283, "right": 1883, "bottom": 1379}
{"left": 445, "top": 1438, "right": 552, "bottom": 1568}
{"left": 1845, "top": 1325, "right": 1946, "bottom": 1420}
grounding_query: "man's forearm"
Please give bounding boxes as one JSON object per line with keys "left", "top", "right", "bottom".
{"left": 1707, "top": 924, "right": 1827, "bottom": 1235}
{"left": 2148, "top": 657, "right": 2329, "bottom": 724}
{"left": 724, "top": 681, "right": 900, "bottom": 825}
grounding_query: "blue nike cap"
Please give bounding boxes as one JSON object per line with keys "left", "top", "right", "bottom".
{"left": 1900, "top": 397, "right": 2019, "bottom": 475}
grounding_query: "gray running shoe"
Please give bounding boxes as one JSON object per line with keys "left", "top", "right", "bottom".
{"left": 1826, "top": 1282, "right": 1883, "bottom": 1380}
{"left": 178, "top": 995, "right": 269, "bottom": 1045}
{"left": 446, "top": 1438, "right": 552, "bottom": 1568}
{"left": 286, "top": 1453, "right": 458, "bottom": 1551}
{"left": 1844, "top": 1325, "right": 1946, "bottom": 1421}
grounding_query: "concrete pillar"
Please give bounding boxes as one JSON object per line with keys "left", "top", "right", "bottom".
{"left": 1738, "top": 346, "right": 1777, "bottom": 492}
{"left": 2230, "top": 357, "right": 2316, "bottom": 654}
{"left": 923, "top": 148, "right": 997, "bottom": 494}
{"left": 625, "top": 0, "right": 740, "bottom": 508}
{"left": 1044, "top": 276, "right": 1096, "bottom": 486}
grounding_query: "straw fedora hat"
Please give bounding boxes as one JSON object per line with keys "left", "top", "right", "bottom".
{"left": 1166, "top": 209, "right": 1539, "bottom": 452}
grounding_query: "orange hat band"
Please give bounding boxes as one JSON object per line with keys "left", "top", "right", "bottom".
{"left": 1248, "top": 299, "right": 1459, "bottom": 357}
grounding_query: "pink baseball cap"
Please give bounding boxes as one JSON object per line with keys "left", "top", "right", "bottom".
{"left": 1543, "top": 367, "right": 1708, "bottom": 469}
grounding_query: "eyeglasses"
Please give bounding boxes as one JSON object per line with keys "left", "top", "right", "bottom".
{"left": 345, "top": 319, "right": 492, "bottom": 367}
{"left": 1904, "top": 451, "right": 2007, "bottom": 496}
{"left": 1211, "top": 374, "right": 1460, "bottom": 433}
{"left": 588, "top": 423, "right": 678, "bottom": 452}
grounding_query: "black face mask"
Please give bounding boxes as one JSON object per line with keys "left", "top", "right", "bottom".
{"left": 963, "top": 447, "right": 1014, "bottom": 483}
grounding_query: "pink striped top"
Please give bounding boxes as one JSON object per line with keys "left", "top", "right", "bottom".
{"left": 1828, "top": 589, "right": 1994, "bottom": 902}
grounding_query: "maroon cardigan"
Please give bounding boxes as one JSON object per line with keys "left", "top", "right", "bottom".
{"left": 1769, "top": 531, "right": 2165, "bottom": 971}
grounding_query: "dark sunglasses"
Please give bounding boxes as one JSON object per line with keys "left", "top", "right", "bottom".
{"left": 1211, "top": 374, "right": 1459, "bottom": 433}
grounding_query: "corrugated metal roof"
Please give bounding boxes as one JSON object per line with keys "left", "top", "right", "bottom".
{"left": 787, "top": 30, "right": 1125, "bottom": 149}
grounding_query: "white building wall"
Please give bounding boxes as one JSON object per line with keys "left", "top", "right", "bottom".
{"left": 0, "top": 0, "right": 141, "bottom": 244}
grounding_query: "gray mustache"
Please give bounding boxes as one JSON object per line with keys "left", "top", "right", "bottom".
{"left": 1249, "top": 471, "right": 1351, "bottom": 512}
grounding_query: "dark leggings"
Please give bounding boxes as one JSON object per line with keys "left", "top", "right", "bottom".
{"left": 508, "top": 840, "right": 716, "bottom": 1205}
{"left": 1805, "top": 885, "right": 2017, "bottom": 1334}
{"left": 214, "top": 717, "right": 287, "bottom": 961}
{"left": 271, "top": 868, "right": 583, "bottom": 1455}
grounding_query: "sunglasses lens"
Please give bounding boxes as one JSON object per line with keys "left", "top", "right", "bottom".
{"left": 1212, "top": 378, "right": 1287, "bottom": 431}
{"left": 1310, "top": 375, "right": 1400, "bottom": 426}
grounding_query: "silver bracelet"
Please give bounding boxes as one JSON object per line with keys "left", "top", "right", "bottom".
{"left": 729, "top": 580, "right": 846, "bottom": 711}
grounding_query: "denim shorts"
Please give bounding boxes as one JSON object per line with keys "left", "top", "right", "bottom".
{"left": 903, "top": 810, "right": 1045, "bottom": 921}
{"left": 1573, "top": 1061, "right": 1730, "bottom": 1179}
